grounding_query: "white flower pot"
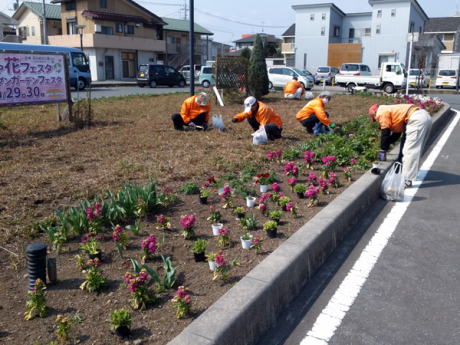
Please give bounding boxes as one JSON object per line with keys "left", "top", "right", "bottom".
{"left": 372, "top": 163, "right": 380, "bottom": 169}
{"left": 260, "top": 185, "right": 268, "bottom": 193}
{"left": 217, "top": 188, "right": 224, "bottom": 195}
{"left": 208, "top": 261, "right": 217, "bottom": 271}
{"left": 212, "top": 223, "right": 223, "bottom": 236}
{"left": 240, "top": 235, "right": 253, "bottom": 249}
{"left": 246, "top": 197, "right": 256, "bottom": 207}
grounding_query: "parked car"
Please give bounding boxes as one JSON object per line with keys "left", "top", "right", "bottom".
{"left": 179, "top": 65, "right": 202, "bottom": 80}
{"left": 137, "top": 64, "right": 186, "bottom": 88}
{"left": 315, "top": 66, "right": 339, "bottom": 85}
{"left": 408, "top": 69, "right": 430, "bottom": 88}
{"left": 267, "top": 67, "right": 314, "bottom": 90}
{"left": 339, "top": 63, "right": 372, "bottom": 77}
{"left": 302, "top": 69, "right": 316, "bottom": 83}
{"left": 199, "top": 66, "right": 215, "bottom": 88}
{"left": 435, "top": 69, "right": 458, "bottom": 89}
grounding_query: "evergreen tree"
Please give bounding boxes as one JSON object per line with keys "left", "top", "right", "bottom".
{"left": 248, "top": 34, "right": 269, "bottom": 99}
{"left": 241, "top": 47, "right": 251, "bottom": 60}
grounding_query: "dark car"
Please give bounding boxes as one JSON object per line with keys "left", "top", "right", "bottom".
{"left": 137, "top": 64, "right": 186, "bottom": 88}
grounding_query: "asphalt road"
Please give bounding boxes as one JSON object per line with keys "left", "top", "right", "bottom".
{"left": 258, "top": 106, "right": 460, "bottom": 344}
{"left": 70, "top": 85, "right": 190, "bottom": 99}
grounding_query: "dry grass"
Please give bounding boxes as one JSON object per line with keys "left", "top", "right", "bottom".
{"left": 0, "top": 91, "right": 394, "bottom": 241}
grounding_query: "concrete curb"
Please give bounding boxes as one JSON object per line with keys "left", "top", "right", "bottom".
{"left": 168, "top": 103, "right": 453, "bottom": 345}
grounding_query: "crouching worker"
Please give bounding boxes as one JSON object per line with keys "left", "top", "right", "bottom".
{"left": 232, "top": 96, "right": 283, "bottom": 141}
{"left": 369, "top": 103, "right": 433, "bottom": 188}
{"left": 295, "top": 91, "right": 336, "bottom": 134}
{"left": 171, "top": 92, "right": 211, "bottom": 131}
{"left": 284, "top": 76, "right": 304, "bottom": 100}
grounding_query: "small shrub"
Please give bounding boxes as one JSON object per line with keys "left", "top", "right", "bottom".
{"left": 180, "top": 182, "right": 200, "bottom": 195}
{"left": 263, "top": 220, "right": 278, "bottom": 231}
{"left": 192, "top": 239, "right": 207, "bottom": 254}
{"left": 269, "top": 210, "right": 282, "bottom": 220}
{"left": 109, "top": 308, "right": 132, "bottom": 331}
{"left": 171, "top": 286, "right": 193, "bottom": 319}
{"left": 24, "top": 279, "right": 46, "bottom": 320}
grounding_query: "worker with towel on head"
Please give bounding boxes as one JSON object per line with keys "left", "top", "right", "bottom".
{"left": 284, "top": 75, "right": 305, "bottom": 100}
{"left": 295, "top": 91, "right": 336, "bottom": 135}
{"left": 232, "top": 96, "right": 283, "bottom": 141}
{"left": 171, "top": 92, "right": 211, "bottom": 131}
{"left": 369, "top": 103, "right": 432, "bottom": 188}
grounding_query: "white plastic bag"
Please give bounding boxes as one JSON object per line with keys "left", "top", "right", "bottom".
{"left": 380, "top": 162, "right": 405, "bottom": 201}
{"left": 251, "top": 124, "right": 268, "bottom": 145}
{"left": 212, "top": 114, "right": 224, "bottom": 131}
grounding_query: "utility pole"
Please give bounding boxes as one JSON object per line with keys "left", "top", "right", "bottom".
{"left": 189, "top": 0, "right": 194, "bottom": 96}
{"left": 405, "top": 32, "right": 418, "bottom": 96}
{"left": 42, "top": 0, "right": 48, "bottom": 45}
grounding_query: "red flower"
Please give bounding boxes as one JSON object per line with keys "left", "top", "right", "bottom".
{"left": 257, "top": 174, "right": 262, "bottom": 178}
{"left": 208, "top": 176, "right": 216, "bottom": 183}
{"left": 264, "top": 173, "right": 270, "bottom": 178}
{"left": 204, "top": 182, "right": 210, "bottom": 188}
{"left": 255, "top": 179, "right": 260, "bottom": 184}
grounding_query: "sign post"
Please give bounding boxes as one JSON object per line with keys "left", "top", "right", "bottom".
{"left": 406, "top": 32, "right": 419, "bottom": 96}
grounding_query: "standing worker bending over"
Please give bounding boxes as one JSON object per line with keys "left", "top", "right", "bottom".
{"left": 369, "top": 103, "right": 432, "bottom": 188}
{"left": 296, "top": 91, "right": 336, "bottom": 134}
{"left": 171, "top": 92, "right": 210, "bottom": 131}
{"left": 284, "top": 76, "right": 304, "bottom": 100}
{"left": 232, "top": 96, "right": 283, "bottom": 141}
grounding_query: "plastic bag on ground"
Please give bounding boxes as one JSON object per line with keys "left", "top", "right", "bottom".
{"left": 251, "top": 124, "right": 268, "bottom": 145}
{"left": 212, "top": 114, "right": 224, "bottom": 131}
{"left": 380, "top": 162, "right": 405, "bottom": 201}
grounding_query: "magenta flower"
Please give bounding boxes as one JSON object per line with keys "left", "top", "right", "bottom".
{"left": 180, "top": 215, "right": 196, "bottom": 229}
{"left": 164, "top": 186, "right": 171, "bottom": 195}
{"left": 260, "top": 204, "right": 266, "bottom": 211}
{"left": 288, "top": 177, "right": 297, "bottom": 186}
{"left": 275, "top": 150, "right": 282, "bottom": 158}
{"left": 219, "top": 227, "right": 229, "bottom": 236}
{"left": 267, "top": 151, "right": 274, "bottom": 160}
{"left": 272, "top": 183, "right": 280, "bottom": 193}
{"left": 351, "top": 158, "right": 357, "bottom": 164}
{"left": 286, "top": 202, "right": 294, "bottom": 211}
{"left": 158, "top": 214, "right": 165, "bottom": 224}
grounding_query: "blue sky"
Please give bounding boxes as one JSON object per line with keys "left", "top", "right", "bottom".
{"left": 3, "top": 0, "right": 459, "bottom": 45}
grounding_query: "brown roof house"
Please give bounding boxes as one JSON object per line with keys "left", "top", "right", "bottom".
{"left": 49, "top": 0, "right": 166, "bottom": 81}
{"left": 424, "top": 16, "right": 460, "bottom": 53}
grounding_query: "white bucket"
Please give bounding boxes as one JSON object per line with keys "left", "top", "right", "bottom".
{"left": 208, "top": 261, "right": 217, "bottom": 271}
{"left": 246, "top": 197, "right": 256, "bottom": 208}
{"left": 260, "top": 185, "right": 268, "bottom": 193}
{"left": 217, "top": 188, "right": 224, "bottom": 195}
{"left": 212, "top": 223, "right": 223, "bottom": 236}
{"left": 241, "top": 236, "right": 253, "bottom": 249}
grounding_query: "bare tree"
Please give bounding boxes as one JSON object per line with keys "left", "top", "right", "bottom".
{"left": 412, "top": 34, "right": 438, "bottom": 89}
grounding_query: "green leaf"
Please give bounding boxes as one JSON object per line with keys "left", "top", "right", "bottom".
{"left": 141, "top": 264, "right": 161, "bottom": 285}
{"left": 130, "top": 258, "right": 142, "bottom": 274}
{"left": 115, "top": 242, "right": 123, "bottom": 259}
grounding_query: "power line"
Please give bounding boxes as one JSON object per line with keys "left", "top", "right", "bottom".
{"left": 195, "top": 8, "right": 290, "bottom": 28}
{"left": 135, "top": 1, "right": 181, "bottom": 6}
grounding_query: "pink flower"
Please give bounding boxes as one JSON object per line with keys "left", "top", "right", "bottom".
{"left": 158, "top": 214, "right": 165, "bottom": 224}
{"left": 267, "top": 151, "right": 274, "bottom": 160}
{"left": 272, "top": 183, "right": 280, "bottom": 193}
{"left": 223, "top": 186, "right": 230, "bottom": 194}
{"left": 180, "top": 215, "right": 196, "bottom": 229}
{"left": 219, "top": 228, "right": 228, "bottom": 236}
{"left": 351, "top": 158, "right": 357, "bottom": 164}
{"left": 164, "top": 187, "right": 171, "bottom": 195}
{"left": 279, "top": 192, "right": 283, "bottom": 198}
{"left": 288, "top": 177, "right": 297, "bottom": 186}
{"left": 275, "top": 150, "right": 282, "bottom": 158}
{"left": 286, "top": 202, "right": 294, "bottom": 211}
{"left": 343, "top": 168, "right": 348, "bottom": 173}
{"left": 260, "top": 204, "right": 266, "bottom": 211}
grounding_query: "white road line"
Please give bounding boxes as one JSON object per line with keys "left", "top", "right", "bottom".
{"left": 301, "top": 110, "right": 460, "bottom": 345}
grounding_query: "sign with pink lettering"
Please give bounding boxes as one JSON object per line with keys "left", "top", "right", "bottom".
{"left": 0, "top": 52, "right": 68, "bottom": 106}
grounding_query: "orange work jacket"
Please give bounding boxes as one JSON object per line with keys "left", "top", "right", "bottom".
{"left": 233, "top": 101, "right": 283, "bottom": 129}
{"left": 295, "top": 97, "right": 331, "bottom": 126}
{"left": 376, "top": 104, "right": 420, "bottom": 133}
{"left": 284, "top": 80, "right": 305, "bottom": 96}
{"left": 180, "top": 95, "right": 211, "bottom": 123}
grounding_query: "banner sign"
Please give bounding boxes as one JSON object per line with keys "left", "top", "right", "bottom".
{"left": 0, "top": 52, "right": 68, "bottom": 106}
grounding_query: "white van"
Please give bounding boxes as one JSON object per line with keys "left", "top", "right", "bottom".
{"left": 267, "top": 67, "right": 313, "bottom": 90}
{"left": 339, "top": 63, "right": 372, "bottom": 76}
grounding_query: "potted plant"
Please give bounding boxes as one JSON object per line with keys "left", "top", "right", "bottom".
{"left": 246, "top": 195, "right": 256, "bottom": 208}
{"left": 288, "top": 177, "right": 297, "bottom": 192}
{"left": 234, "top": 206, "right": 246, "bottom": 220}
{"left": 294, "top": 184, "right": 307, "bottom": 199}
{"left": 278, "top": 196, "right": 291, "bottom": 211}
{"left": 199, "top": 183, "right": 210, "bottom": 204}
{"left": 80, "top": 234, "right": 103, "bottom": 261}
{"left": 269, "top": 210, "right": 282, "bottom": 225}
{"left": 372, "top": 160, "right": 380, "bottom": 169}
{"left": 240, "top": 233, "right": 253, "bottom": 249}
{"left": 206, "top": 251, "right": 217, "bottom": 271}
{"left": 180, "top": 215, "right": 195, "bottom": 239}
{"left": 208, "top": 176, "right": 224, "bottom": 194}
{"left": 211, "top": 222, "right": 223, "bottom": 236}
{"left": 109, "top": 308, "right": 132, "bottom": 340}
{"left": 264, "top": 220, "right": 278, "bottom": 239}
{"left": 255, "top": 173, "right": 271, "bottom": 193}
{"left": 192, "top": 239, "right": 207, "bottom": 262}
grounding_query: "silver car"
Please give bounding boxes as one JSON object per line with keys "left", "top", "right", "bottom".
{"left": 315, "top": 66, "right": 339, "bottom": 85}
{"left": 267, "top": 67, "right": 314, "bottom": 90}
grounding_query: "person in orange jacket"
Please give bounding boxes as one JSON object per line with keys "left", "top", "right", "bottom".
{"left": 369, "top": 103, "right": 432, "bottom": 188}
{"left": 284, "top": 76, "right": 305, "bottom": 100}
{"left": 231, "top": 96, "right": 283, "bottom": 140}
{"left": 171, "top": 92, "right": 211, "bottom": 131}
{"left": 296, "top": 91, "right": 336, "bottom": 134}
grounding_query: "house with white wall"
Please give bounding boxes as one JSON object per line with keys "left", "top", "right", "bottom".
{"left": 292, "top": 0, "right": 429, "bottom": 74}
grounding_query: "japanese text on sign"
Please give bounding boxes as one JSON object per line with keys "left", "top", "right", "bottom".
{"left": 0, "top": 53, "right": 67, "bottom": 106}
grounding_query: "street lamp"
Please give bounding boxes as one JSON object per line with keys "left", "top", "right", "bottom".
{"left": 75, "top": 24, "right": 86, "bottom": 52}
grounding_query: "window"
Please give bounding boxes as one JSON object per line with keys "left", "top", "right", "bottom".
{"left": 65, "top": 2, "right": 76, "bottom": 11}
{"left": 409, "top": 22, "right": 414, "bottom": 33}
{"left": 26, "top": 27, "right": 30, "bottom": 36}
{"left": 19, "top": 27, "right": 27, "bottom": 39}
{"left": 164, "top": 66, "right": 175, "bottom": 74}
{"left": 321, "top": 26, "right": 325, "bottom": 36}
{"left": 125, "top": 25, "right": 134, "bottom": 34}
{"left": 171, "top": 37, "right": 176, "bottom": 44}
{"left": 153, "top": 65, "right": 165, "bottom": 75}
{"left": 322, "top": 12, "right": 326, "bottom": 20}
{"left": 271, "top": 68, "right": 283, "bottom": 74}
{"left": 419, "top": 26, "right": 423, "bottom": 34}
{"left": 282, "top": 68, "right": 295, "bottom": 76}
{"left": 32, "top": 27, "right": 35, "bottom": 36}
{"left": 386, "top": 64, "right": 401, "bottom": 74}
{"left": 360, "top": 65, "right": 368, "bottom": 71}
{"left": 71, "top": 52, "right": 90, "bottom": 73}
{"left": 100, "top": 0, "right": 107, "bottom": 8}
{"left": 310, "top": 13, "right": 314, "bottom": 21}
{"left": 115, "top": 23, "right": 123, "bottom": 33}
{"left": 391, "top": 8, "right": 396, "bottom": 17}
{"left": 343, "top": 64, "right": 359, "bottom": 71}
{"left": 334, "top": 26, "right": 340, "bottom": 37}
{"left": 101, "top": 26, "right": 113, "bottom": 35}
{"left": 444, "top": 33, "right": 455, "bottom": 41}
{"left": 67, "top": 22, "right": 77, "bottom": 35}
{"left": 365, "top": 28, "right": 371, "bottom": 36}
{"left": 349, "top": 28, "right": 355, "bottom": 38}
{"left": 377, "top": 9, "right": 382, "bottom": 18}
{"left": 376, "top": 24, "right": 381, "bottom": 35}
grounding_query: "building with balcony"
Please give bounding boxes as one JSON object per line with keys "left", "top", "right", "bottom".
{"left": 424, "top": 16, "right": 460, "bottom": 53}
{"left": 281, "top": 24, "right": 295, "bottom": 66}
{"left": 13, "top": 2, "right": 62, "bottom": 45}
{"left": 49, "top": 0, "right": 166, "bottom": 81}
{"left": 292, "top": 0, "right": 431, "bottom": 74}
{"left": 160, "top": 17, "right": 213, "bottom": 69}
{"left": 201, "top": 39, "right": 231, "bottom": 62}
{"left": 0, "top": 11, "right": 19, "bottom": 42}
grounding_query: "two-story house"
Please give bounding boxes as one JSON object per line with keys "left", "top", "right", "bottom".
{"left": 0, "top": 11, "right": 19, "bottom": 43}
{"left": 49, "top": 0, "right": 166, "bottom": 81}
{"left": 292, "top": 0, "right": 430, "bottom": 74}
{"left": 424, "top": 17, "right": 460, "bottom": 53}
{"left": 233, "top": 33, "right": 282, "bottom": 51}
{"left": 160, "top": 17, "right": 213, "bottom": 69}
{"left": 281, "top": 24, "right": 295, "bottom": 67}
{"left": 13, "top": 2, "right": 62, "bottom": 45}
{"left": 201, "top": 40, "right": 231, "bottom": 62}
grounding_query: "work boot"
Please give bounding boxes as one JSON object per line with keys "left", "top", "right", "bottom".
{"left": 306, "top": 127, "right": 313, "bottom": 134}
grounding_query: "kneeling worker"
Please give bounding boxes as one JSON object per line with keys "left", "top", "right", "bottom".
{"left": 296, "top": 91, "right": 336, "bottom": 134}
{"left": 369, "top": 103, "right": 433, "bottom": 188}
{"left": 171, "top": 92, "right": 211, "bottom": 131}
{"left": 284, "top": 76, "right": 304, "bottom": 100}
{"left": 232, "top": 96, "right": 283, "bottom": 141}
